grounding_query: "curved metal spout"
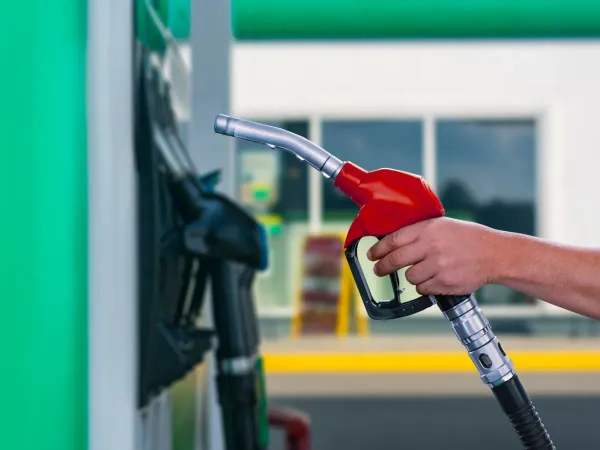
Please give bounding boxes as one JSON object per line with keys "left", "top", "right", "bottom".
{"left": 214, "top": 114, "right": 344, "bottom": 179}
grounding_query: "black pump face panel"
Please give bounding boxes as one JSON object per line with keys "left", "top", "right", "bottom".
{"left": 135, "top": 48, "right": 213, "bottom": 408}
{"left": 135, "top": 45, "right": 265, "bottom": 408}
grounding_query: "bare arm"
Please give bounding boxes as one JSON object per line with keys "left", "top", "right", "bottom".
{"left": 492, "top": 231, "right": 600, "bottom": 319}
{"left": 367, "top": 217, "right": 600, "bottom": 320}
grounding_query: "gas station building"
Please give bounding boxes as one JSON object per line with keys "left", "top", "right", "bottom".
{"left": 213, "top": 6, "right": 600, "bottom": 336}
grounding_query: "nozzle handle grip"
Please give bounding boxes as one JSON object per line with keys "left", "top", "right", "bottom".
{"left": 345, "top": 238, "right": 435, "bottom": 320}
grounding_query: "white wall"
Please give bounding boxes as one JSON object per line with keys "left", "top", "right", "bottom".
{"left": 232, "top": 41, "right": 600, "bottom": 247}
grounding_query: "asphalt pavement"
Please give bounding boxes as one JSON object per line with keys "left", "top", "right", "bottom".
{"left": 263, "top": 335, "right": 600, "bottom": 449}
{"left": 268, "top": 394, "right": 600, "bottom": 449}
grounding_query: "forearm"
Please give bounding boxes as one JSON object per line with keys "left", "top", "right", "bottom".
{"left": 491, "top": 231, "right": 600, "bottom": 320}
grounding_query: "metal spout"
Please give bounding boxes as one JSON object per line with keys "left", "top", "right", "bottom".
{"left": 214, "top": 114, "right": 344, "bottom": 179}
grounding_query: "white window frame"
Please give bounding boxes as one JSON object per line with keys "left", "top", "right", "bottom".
{"left": 239, "top": 102, "right": 570, "bottom": 319}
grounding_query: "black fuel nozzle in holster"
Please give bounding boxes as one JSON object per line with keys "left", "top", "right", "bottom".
{"left": 168, "top": 174, "right": 267, "bottom": 450}
{"left": 171, "top": 171, "right": 267, "bottom": 450}
{"left": 169, "top": 175, "right": 265, "bottom": 270}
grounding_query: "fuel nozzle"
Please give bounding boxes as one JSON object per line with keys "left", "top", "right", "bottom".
{"left": 214, "top": 114, "right": 345, "bottom": 179}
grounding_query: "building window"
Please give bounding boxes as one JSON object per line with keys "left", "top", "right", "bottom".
{"left": 235, "top": 120, "right": 309, "bottom": 219}
{"left": 235, "top": 120, "right": 311, "bottom": 312}
{"left": 436, "top": 119, "right": 537, "bottom": 305}
{"left": 321, "top": 120, "right": 423, "bottom": 218}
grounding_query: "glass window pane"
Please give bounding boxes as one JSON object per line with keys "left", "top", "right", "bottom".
{"left": 322, "top": 120, "right": 423, "bottom": 216}
{"left": 236, "top": 120, "right": 309, "bottom": 219}
{"left": 436, "top": 119, "right": 537, "bottom": 305}
{"left": 321, "top": 120, "right": 424, "bottom": 303}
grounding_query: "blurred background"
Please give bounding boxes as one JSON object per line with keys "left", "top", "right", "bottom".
{"left": 3, "top": 1, "right": 600, "bottom": 450}
{"left": 227, "top": 22, "right": 600, "bottom": 448}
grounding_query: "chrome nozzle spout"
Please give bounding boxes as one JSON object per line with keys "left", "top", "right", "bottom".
{"left": 214, "top": 114, "right": 236, "bottom": 137}
{"left": 214, "top": 114, "right": 344, "bottom": 179}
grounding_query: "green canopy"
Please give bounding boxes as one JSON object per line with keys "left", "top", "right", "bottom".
{"left": 233, "top": 0, "right": 600, "bottom": 39}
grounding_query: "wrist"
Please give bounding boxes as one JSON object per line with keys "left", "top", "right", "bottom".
{"left": 485, "top": 228, "right": 524, "bottom": 285}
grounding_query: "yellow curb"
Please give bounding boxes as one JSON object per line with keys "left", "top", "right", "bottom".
{"left": 263, "top": 352, "right": 600, "bottom": 373}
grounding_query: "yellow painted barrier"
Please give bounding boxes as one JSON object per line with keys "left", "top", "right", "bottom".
{"left": 263, "top": 352, "right": 600, "bottom": 373}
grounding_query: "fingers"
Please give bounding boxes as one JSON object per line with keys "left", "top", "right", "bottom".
{"left": 415, "top": 278, "right": 440, "bottom": 296}
{"left": 405, "top": 261, "right": 436, "bottom": 286}
{"left": 373, "top": 242, "right": 426, "bottom": 276}
{"left": 415, "top": 277, "right": 471, "bottom": 296}
{"left": 367, "top": 221, "right": 427, "bottom": 261}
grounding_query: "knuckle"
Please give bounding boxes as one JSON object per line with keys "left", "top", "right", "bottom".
{"left": 437, "top": 255, "right": 449, "bottom": 269}
{"left": 425, "top": 217, "right": 437, "bottom": 228}
{"left": 439, "top": 272, "right": 455, "bottom": 287}
{"left": 425, "top": 218, "right": 440, "bottom": 234}
{"left": 391, "top": 231, "right": 404, "bottom": 247}
{"left": 389, "top": 250, "right": 404, "bottom": 267}
{"left": 432, "top": 255, "right": 443, "bottom": 271}
{"left": 429, "top": 236, "right": 442, "bottom": 253}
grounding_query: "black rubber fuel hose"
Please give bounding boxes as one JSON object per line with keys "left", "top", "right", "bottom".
{"left": 492, "top": 375, "right": 555, "bottom": 449}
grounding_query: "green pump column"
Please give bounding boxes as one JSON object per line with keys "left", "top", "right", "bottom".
{"left": 0, "top": 2, "right": 88, "bottom": 450}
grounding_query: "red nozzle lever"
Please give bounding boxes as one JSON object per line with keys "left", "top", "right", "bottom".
{"left": 334, "top": 162, "right": 445, "bottom": 247}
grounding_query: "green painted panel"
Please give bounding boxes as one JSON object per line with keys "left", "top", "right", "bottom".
{"left": 0, "top": 1, "right": 88, "bottom": 450}
{"left": 137, "top": 0, "right": 169, "bottom": 51}
{"left": 233, "top": 0, "right": 600, "bottom": 39}
{"left": 136, "top": 0, "right": 191, "bottom": 51}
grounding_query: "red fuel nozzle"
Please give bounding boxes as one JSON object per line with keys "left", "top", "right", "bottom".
{"left": 214, "top": 115, "right": 445, "bottom": 320}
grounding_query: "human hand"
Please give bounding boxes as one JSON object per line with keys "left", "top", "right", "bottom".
{"left": 367, "top": 217, "right": 503, "bottom": 296}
